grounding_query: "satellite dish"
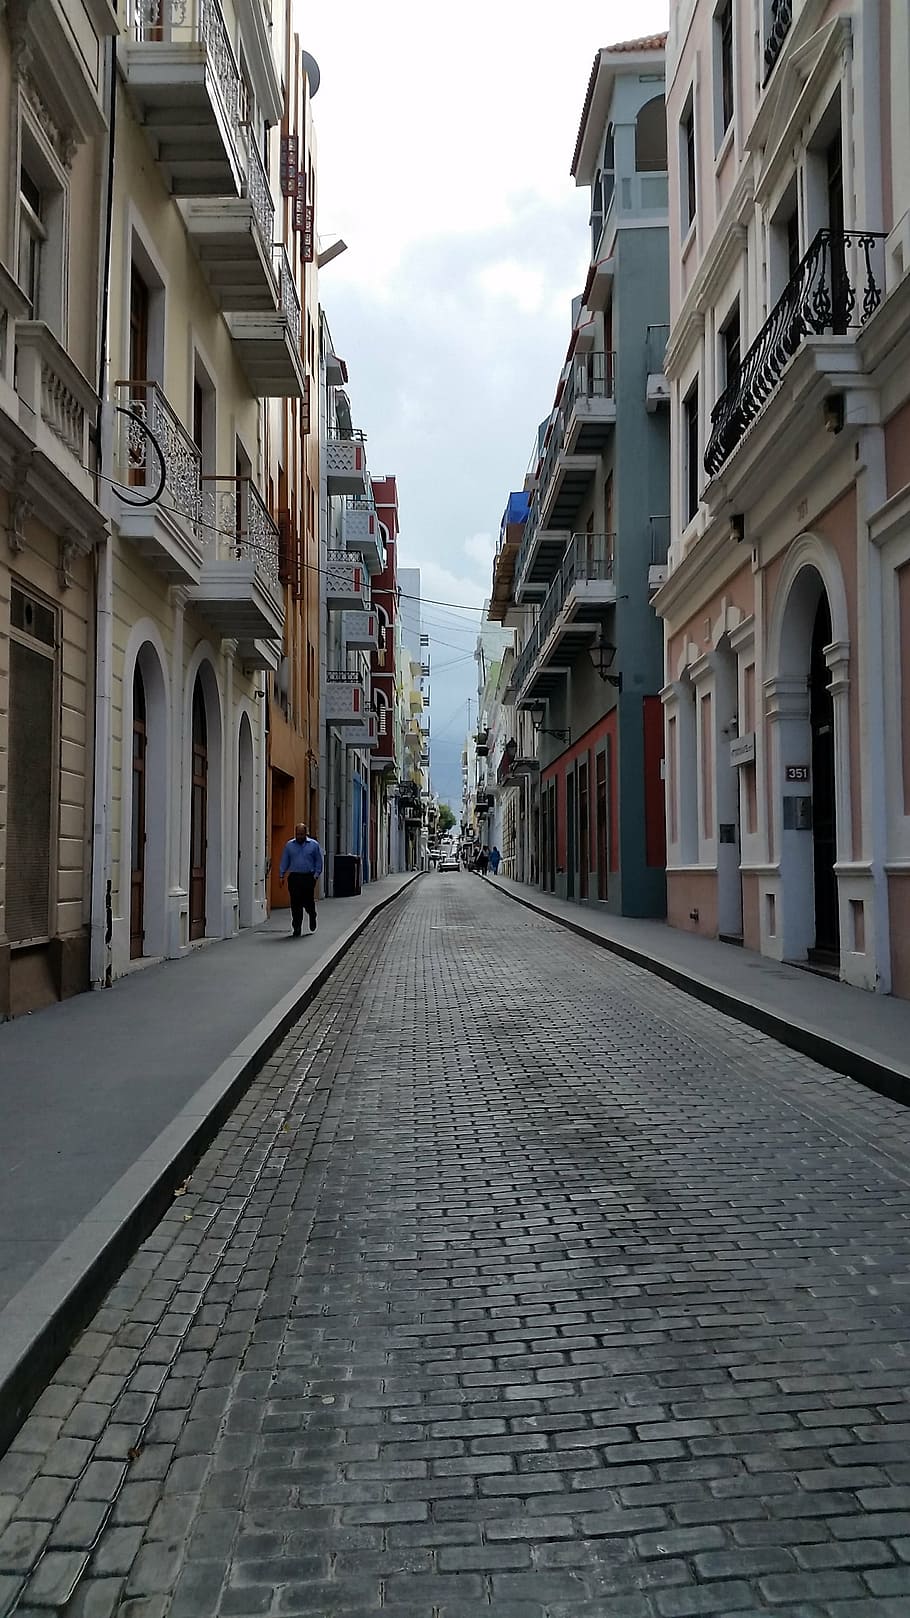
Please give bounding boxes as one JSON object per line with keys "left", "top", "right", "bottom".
{"left": 301, "top": 52, "right": 321, "bottom": 96}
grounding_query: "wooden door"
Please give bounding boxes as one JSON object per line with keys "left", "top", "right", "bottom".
{"left": 810, "top": 595, "right": 839, "bottom": 959}
{"left": 596, "top": 751, "right": 608, "bottom": 901}
{"left": 130, "top": 666, "right": 147, "bottom": 959}
{"left": 189, "top": 679, "right": 207, "bottom": 941}
{"left": 578, "top": 759, "right": 589, "bottom": 900}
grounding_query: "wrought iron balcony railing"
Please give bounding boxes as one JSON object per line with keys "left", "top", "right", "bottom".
{"left": 115, "top": 379, "right": 202, "bottom": 528}
{"left": 512, "top": 533, "right": 614, "bottom": 695}
{"left": 243, "top": 129, "right": 275, "bottom": 257}
{"left": 273, "top": 243, "right": 301, "bottom": 353}
{"left": 704, "top": 228, "right": 886, "bottom": 478}
{"left": 763, "top": 0, "right": 792, "bottom": 83}
{"left": 200, "top": 474, "right": 281, "bottom": 585}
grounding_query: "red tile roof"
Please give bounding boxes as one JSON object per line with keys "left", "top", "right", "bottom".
{"left": 571, "top": 34, "right": 668, "bottom": 176}
{"left": 604, "top": 32, "right": 668, "bottom": 52}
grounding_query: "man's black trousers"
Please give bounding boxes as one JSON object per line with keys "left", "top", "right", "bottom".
{"left": 287, "top": 872, "right": 317, "bottom": 933}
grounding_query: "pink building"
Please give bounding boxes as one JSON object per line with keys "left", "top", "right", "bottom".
{"left": 656, "top": 0, "right": 910, "bottom": 994}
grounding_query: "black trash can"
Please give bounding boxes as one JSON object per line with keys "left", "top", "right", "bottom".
{"left": 333, "top": 854, "right": 362, "bottom": 897}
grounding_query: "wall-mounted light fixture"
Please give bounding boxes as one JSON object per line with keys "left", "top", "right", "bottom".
{"left": 527, "top": 703, "right": 569, "bottom": 743}
{"left": 590, "top": 634, "right": 622, "bottom": 690}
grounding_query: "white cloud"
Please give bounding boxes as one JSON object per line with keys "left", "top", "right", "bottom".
{"left": 463, "top": 532, "right": 495, "bottom": 571}
{"left": 476, "top": 261, "right": 546, "bottom": 314}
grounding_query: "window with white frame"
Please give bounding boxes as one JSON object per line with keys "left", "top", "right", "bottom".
{"left": 684, "top": 377, "right": 700, "bottom": 521}
{"left": 720, "top": 300, "right": 741, "bottom": 393}
{"left": 16, "top": 122, "right": 66, "bottom": 334}
{"left": 680, "top": 93, "right": 697, "bottom": 233}
{"left": 714, "top": 0, "right": 734, "bottom": 148}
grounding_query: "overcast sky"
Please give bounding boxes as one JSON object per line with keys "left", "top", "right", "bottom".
{"left": 303, "top": 0, "right": 670, "bottom": 805}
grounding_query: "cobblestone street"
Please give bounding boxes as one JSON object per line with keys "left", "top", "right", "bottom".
{"left": 5, "top": 876, "right": 910, "bottom": 1617}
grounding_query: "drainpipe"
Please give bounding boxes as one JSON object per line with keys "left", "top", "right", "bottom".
{"left": 89, "top": 34, "right": 117, "bottom": 989}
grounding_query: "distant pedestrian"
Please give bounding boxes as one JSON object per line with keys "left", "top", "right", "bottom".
{"left": 489, "top": 846, "right": 501, "bottom": 876}
{"left": 475, "top": 845, "right": 489, "bottom": 876}
{"left": 279, "top": 823, "right": 324, "bottom": 936}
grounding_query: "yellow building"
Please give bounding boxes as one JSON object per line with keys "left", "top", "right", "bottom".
{"left": 0, "top": 0, "right": 114, "bottom": 1015}
{"left": 97, "top": 0, "right": 301, "bottom": 980}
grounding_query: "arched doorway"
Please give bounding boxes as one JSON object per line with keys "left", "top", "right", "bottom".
{"left": 237, "top": 712, "right": 255, "bottom": 929}
{"left": 810, "top": 593, "right": 839, "bottom": 961}
{"left": 771, "top": 555, "right": 846, "bottom": 969}
{"left": 190, "top": 678, "right": 208, "bottom": 941}
{"left": 130, "top": 666, "right": 147, "bottom": 959}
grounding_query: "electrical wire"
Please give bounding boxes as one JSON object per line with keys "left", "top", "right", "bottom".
{"left": 84, "top": 452, "right": 499, "bottom": 619}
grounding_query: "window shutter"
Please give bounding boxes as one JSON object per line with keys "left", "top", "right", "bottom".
{"left": 7, "top": 636, "right": 55, "bottom": 943}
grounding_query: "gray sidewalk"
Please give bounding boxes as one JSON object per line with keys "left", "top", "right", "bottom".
{"left": 488, "top": 874, "right": 910, "bottom": 1104}
{"left": 0, "top": 873, "right": 418, "bottom": 1449}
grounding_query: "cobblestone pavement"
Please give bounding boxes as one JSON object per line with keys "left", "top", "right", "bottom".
{"left": 4, "top": 877, "right": 910, "bottom": 1618}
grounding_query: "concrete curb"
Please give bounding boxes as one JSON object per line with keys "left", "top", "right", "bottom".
{"left": 0, "top": 874, "right": 421, "bottom": 1456}
{"left": 485, "top": 877, "right": 910, "bottom": 1109}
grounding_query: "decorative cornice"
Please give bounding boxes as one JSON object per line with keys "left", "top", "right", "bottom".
{"left": 57, "top": 529, "right": 79, "bottom": 589}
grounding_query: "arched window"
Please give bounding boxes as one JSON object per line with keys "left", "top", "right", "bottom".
{"left": 636, "top": 96, "right": 667, "bottom": 173}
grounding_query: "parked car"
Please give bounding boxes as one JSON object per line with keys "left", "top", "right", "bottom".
{"left": 438, "top": 850, "right": 460, "bottom": 871}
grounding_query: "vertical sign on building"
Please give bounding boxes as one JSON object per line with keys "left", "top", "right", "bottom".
{"left": 280, "top": 133, "right": 298, "bottom": 197}
{"left": 302, "top": 204, "right": 315, "bottom": 263}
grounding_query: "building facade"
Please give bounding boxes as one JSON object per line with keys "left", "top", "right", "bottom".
{"left": 319, "top": 320, "right": 379, "bottom": 892}
{"left": 657, "top": 0, "right": 910, "bottom": 994}
{"left": 490, "top": 36, "right": 670, "bottom": 916}
{"left": 95, "top": 0, "right": 299, "bottom": 985}
{"left": 368, "top": 474, "right": 401, "bottom": 877}
{"left": 0, "top": 0, "right": 114, "bottom": 1016}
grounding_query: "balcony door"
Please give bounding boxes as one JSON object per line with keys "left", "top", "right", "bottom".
{"left": 129, "top": 268, "right": 150, "bottom": 485}
{"left": 190, "top": 678, "right": 208, "bottom": 941}
{"left": 130, "top": 666, "right": 147, "bottom": 960}
{"left": 578, "top": 759, "right": 589, "bottom": 900}
{"left": 826, "top": 132, "right": 848, "bottom": 333}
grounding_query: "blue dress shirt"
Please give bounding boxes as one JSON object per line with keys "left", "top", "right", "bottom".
{"left": 279, "top": 836, "right": 324, "bottom": 878}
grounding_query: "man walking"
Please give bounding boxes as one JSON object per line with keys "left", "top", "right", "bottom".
{"left": 279, "top": 823, "right": 324, "bottom": 936}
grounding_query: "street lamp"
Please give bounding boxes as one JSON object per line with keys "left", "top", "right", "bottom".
{"left": 590, "top": 634, "right": 622, "bottom": 690}
{"left": 527, "top": 702, "right": 570, "bottom": 743}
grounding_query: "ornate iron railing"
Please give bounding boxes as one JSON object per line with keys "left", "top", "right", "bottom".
{"left": 115, "top": 380, "right": 201, "bottom": 526}
{"left": 199, "top": 474, "right": 281, "bottom": 586}
{"left": 704, "top": 228, "right": 886, "bottom": 477}
{"left": 763, "top": 0, "right": 792, "bottom": 82}
{"left": 274, "top": 243, "right": 301, "bottom": 354}
{"left": 243, "top": 131, "right": 275, "bottom": 254}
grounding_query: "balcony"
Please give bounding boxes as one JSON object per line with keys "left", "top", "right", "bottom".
{"left": 704, "top": 229, "right": 886, "bottom": 477}
{"left": 344, "top": 712, "right": 379, "bottom": 749}
{"left": 181, "top": 134, "right": 277, "bottom": 311}
{"left": 324, "top": 429, "right": 368, "bottom": 495}
{"left": 326, "top": 551, "right": 368, "bottom": 610}
{"left": 341, "top": 496, "right": 384, "bottom": 573}
{"left": 474, "top": 729, "right": 489, "bottom": 758}
{"left": 646, "top": 325, "right": 670, "bottom": 411}
{"left": 123, "top": 0, "right": 245, "bottom": 198}
{"left": 193, "top": 474, "right": 284, "bottom": 640}
{"left": 225, "top": 245, "right": 304, "bottom": 395}
{"left": 342, "top": 608, "right": 379, "bottom": 651}
{"left": 14, "top": 322, "right": 99, "bottom": 530}
{"left": 325, "top": 671, "right": 367, "bottom": 727}
{"left": 512, "top": 534, "right": 615, "bottom": 705}
{"left": 562, "top": 351, "right": 616, "bottom": 454}
{"left": 114, "top": 380, "right": 203, "bottom": 583}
